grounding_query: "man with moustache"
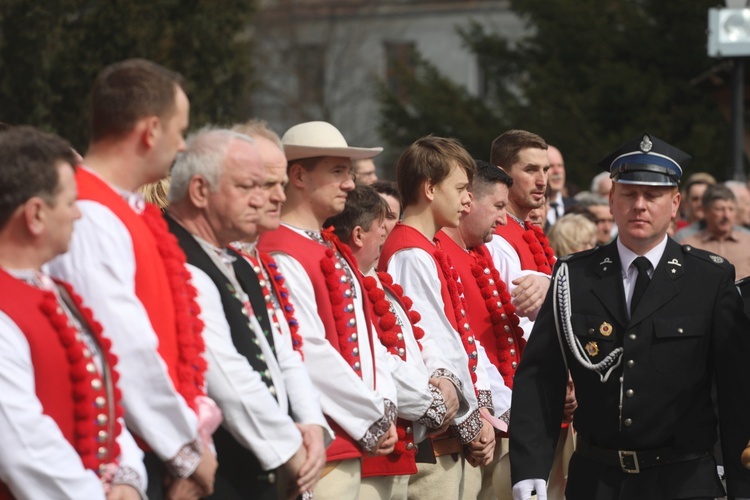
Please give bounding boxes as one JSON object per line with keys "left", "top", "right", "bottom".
{"left": 0, "top": 127, "right": 145, "bottom": 500}
{"left": 165, "top": 127, "right": 331, "bottom": 499}
{"left": 48, "top": 59, "right": 217, "bottom": 499}
{"left": 510, "top": 133, "right": 750, "bottom": 499}
{"left": 258, "top": 121, "right": 398, "bottom": 499}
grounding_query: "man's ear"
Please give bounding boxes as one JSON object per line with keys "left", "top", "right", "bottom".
{"left": 188, "top": 175, "right": 211, "bottom": 208}
{"left": 350, "top": 225, "right": 366, "bottom": 250}
{"left": 139, "top": 116, "right": 160, "bottom": 149}
{"left": 424, "top": 179, "right": 436, "bottom": 202}
{"left": 23, "top": 197, "right": 46, "bottom": 236}
{"left": 288, "top": 163, "right": 306, "bottom": 189}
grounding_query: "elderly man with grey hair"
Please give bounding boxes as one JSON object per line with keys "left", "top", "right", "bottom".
{"left": 165, "top": 127, "right": 332, "bottom": 500}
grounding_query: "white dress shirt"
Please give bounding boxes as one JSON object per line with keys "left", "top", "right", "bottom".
{"left": 617, "top": 235, "right": 667, "bottom": 315}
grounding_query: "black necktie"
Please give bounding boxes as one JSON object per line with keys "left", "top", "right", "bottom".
{"left": 630, "top": 256, "right": 651, "bottom": 315}
{"left": 549, "top": 201, "right": 560, "bottom": 221}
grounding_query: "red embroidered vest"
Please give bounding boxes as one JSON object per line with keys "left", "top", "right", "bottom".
{"left": 436, "top": 234, "right": 525, "bottom": 389}
{"left": 258, "top": 225, "right": 377, "bottom": 462}
{"left": 0, "top": 270, "right": 123, "bottom": 499}
{"left": 75, "top": 170, "right": 206, "bottom": 429}
{"left": 494, "top": 218, "right": 556, "bottom": 274}
{"left": 361, "top": 273, "right": 420, "bottom": 477}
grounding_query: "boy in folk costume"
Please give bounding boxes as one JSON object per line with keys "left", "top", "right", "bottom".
{"left": 258, "top": 121, "right": 398, "bottom": 499}
{"left": 378, "top": 136, "right": 496, "bottom": 499}
{"left": 0, "top": 127, "right": 146, "bottom": 499}
{"left": 48, "top": 59, "right": 219, "bottom": 499}
{"left": 326, "top": 184, "right": 458, "bottom": 500}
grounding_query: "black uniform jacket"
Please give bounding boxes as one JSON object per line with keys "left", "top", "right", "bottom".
{"left": 509, "top": 238, "right": 750, "bottom": 499}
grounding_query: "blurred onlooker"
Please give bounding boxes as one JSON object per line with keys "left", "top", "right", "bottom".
{"left": 681, "top": 184, "right": 750, "bottom": 279}
{"left": 371, "top": 179, "right": 401, "bottom": 237}
{"left": 352, "top": 158, "right": 378, "bottom": 185}
{"left": 674, "top": 172, "right": 716, "bottom": 241}
{"left": 547, "top": 213, "right": 597, "bottom": 257}
{"left": 545, "top": 145, "right": 575, "bottom": 228}
{"left": 589, "top": 171, "right": 612, "bottom": 198}
{"left": 574, "top": 193, "right": 614, "bottom": 245}
{"left": 527, "top": 194, "right": 548, "bottom": 229}
{"left": 139, "top": 177, "right": 171, "bottom": 210}
{"left": 725, "top": 180, "right": 750, "bottom": 228}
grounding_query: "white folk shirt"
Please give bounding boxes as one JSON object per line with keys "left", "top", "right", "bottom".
{"left": 0, "top": 276, "right": 146, "bottom": 499}
{"left": 187, "top": 238, "right": 332, "bottom": 470}
{"left": 386, "top": 247, "right": 486, "bottom": 427}
{"left": 486, "top": 233, "right": 550, "bottom": 339}
{"left": 47, "top": 173, "right": 199, "bottom": 470}
{"left": 270, "top": 227, "right": 398, "bottom": 444}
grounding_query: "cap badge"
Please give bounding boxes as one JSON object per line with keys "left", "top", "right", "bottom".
{"left": 640, "top": 134, "right": 653, "bottom": 153}
{"left": 585, "top": 341, "right": 599, "bottom": 357}
{"left": 599, "top": 322, "right": 613, "bottom": 337}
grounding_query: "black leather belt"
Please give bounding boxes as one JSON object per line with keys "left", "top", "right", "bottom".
{"left": 576, "top": 438, "right": 710, "bottom": 474}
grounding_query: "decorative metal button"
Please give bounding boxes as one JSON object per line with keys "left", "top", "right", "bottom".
{"left": 508, "top": 337, "right": 514, "bottom": 345}
{"left": 95, "top": 396, "right": 106, "bottom": 409}
{"left": 344, "top": 289, "right": 352, "bottom": 298}
{"left": 406, "top": 426, "right": 412, "bottom": 434}
{"left": 269, "top": 386, "right": 277, "bottom": 396}
{"left": 628, "top": 334, "right": 637, "bottom": 341}
{"left": 83, "top": 348, "right": 92, "bottom": 359}
{"left": 504, "top": 325, "right": 511, "bottom": 332}
{"left": 353, "top": 361, "right": 361, "bottom": 371}
{"left": 97, "top": 447, "right": 108, "bottom": 460}
{"left": 588, "top": 328, "right": 595, "bottom": 334}
{"left": 348, "top": 318, "right": 356, "bottom": 327}
{"left": 488, "top": 279, "right": 495, "bottom": 286}
{"left": 624, "top": 418, "right": 633, "bottom": 427}
{"left": 339, "top": 275, "right": 348, "bottom": 283}
{"left": 406, "top": 442, "right": 415, "bottom": 450}
{"left": 501, "top": 314, "right": 507, "bottom": 321}
{"left": 511, "top": 362, "right": 518, "bottom": 369}
{"left": 467, "top": 336, "right": 474, "bottom": 344}
{"left": 96, "top": 414, "right": 108, "bottom": 426}
{"left": 625, "top": 389, "right": 634, "bottom": 398}
{"left": 265, "top": 294, "right": 272, "bottom": 303}
{"left": 86, "top": 363, "right": 96, "bottom": 374}
{"left": 461, "top": 309, "right": 466, "bottom": 317}
{"left": 351, "top": 333, "right": 358, "bottom": 341}
{"left": 334, "top": 263, "right": 342, "bottom": 270}
{"left": 352, "top": 347, "right": 359, "bottom": 356}
{"left": 510, "top": 349, "right": 516, "bottom": 356}
{"left": 345, "top": 304, "right": 354, "bottom": 312}
{"left": 397, "top": 333, "right": 404, "bottom": 341}
{"left": 483, "top": 268, "right": 490, "bottom": 275}
{"left": 91, "top": 379, "right": 102, "bottom": 390}
{"left": 493, "top": 290, "right": 499, "bottom": 297}
{"left": 259, "top": 280, "right": 267, "bottom": 288}
{"left": 626, "top": 360, "right": 635, "bottom": 368}
{"left": 398, "top": 348, "right": 405, "bottom": 357}
{"left": 677, "top": 327, "right": 684, "bottom": 334}
{"left": 97, "top": 430, "right": 108, "bottom": 443}
{"left": 464, "top": 323, "right": 470, "bottom": 331}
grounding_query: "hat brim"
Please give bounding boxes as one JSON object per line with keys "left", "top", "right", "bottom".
{"left": 613, "top": 170, "right": 678, "bottom": 187}
{"left": 285, "top": 145, "right": 383, "bottom": 162}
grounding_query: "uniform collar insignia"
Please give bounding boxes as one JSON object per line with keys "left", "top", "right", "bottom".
{"left": 667, "top": 258, "right": 681, "bottom": 267}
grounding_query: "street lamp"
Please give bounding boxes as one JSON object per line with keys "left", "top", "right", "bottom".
{"left": 708, "top": 1, "right": 750, "bottom": 181}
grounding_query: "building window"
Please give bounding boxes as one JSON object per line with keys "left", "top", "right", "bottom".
{"left": 384, "top": 41, "right": 416, "bottom": 102}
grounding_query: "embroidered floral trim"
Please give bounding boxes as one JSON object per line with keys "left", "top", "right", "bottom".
{"left": 358, "top": 410, "right": 393, "bottom": 453}
{"left": 315, "top": 227, "right": 365, "bottom": 376}
{"left": 141, "top": 204, "right": 207, "bottom": 412}
{"left": 231, "top": 244, "right": 306, "bottom": 360}
{"left": 261, "top": 254, "right": 304, "bottom": 358}
{"left": 522, "top": 222, "right": 556, "bottom": 274}
{"left": 432, "top": 241, "right": 479, "bottom": 392}
{"left": 111, "top": 465, "right": 145, "bottom": 498}
{"left": 477, "top": 390, "right": 494, "bottom": 412}
{"left": 431, "top": 368, "right": 463, "bottom": 392}
{"left": 468, "top": 246, "right": 527, "bottom": 390}
{"left": 40, "top": 282, "right": 125, "bottom": 475}
{"left": 498, "top": 409, "right": 511, "bottom": 427}
{"left": 166, "top": 440, "right": 202, "bottom": 478}
{"left": 451, "top": 408, "right": 482, "bottom": 444}
{"left": 418, "top": 384, "right": 447, "bottom": 430}
{"left": 384, "top": 398, "right": 398, "bottom": 424}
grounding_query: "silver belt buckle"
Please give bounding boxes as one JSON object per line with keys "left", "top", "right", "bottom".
{"left": 618, "top": 450, "right": 640, "bottom": 473}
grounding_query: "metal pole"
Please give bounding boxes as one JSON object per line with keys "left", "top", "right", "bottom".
{"left": 731, "top": 57, "right": 746, "bottom": 181}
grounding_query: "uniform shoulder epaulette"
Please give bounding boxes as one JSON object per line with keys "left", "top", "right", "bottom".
{"left": 681, "top": 244, "right": 730, "bottom": 267}
{"left": 558, "top": 245, "right": 599, "bottom": 262}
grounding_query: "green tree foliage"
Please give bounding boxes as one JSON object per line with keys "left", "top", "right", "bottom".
{"left": 379, "top": 0, "right": 733, "bottom": 185}
{"left": 0, "top": 0, "right": 256, "bottom": 151}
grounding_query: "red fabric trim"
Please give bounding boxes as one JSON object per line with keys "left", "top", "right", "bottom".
{"left": 140, "top": 205, "right": 207, "bottom": 411}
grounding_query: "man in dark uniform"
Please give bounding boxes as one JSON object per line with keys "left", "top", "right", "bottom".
{"left": 509, "top": 133, "right": 750, "bottom": 500}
